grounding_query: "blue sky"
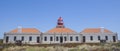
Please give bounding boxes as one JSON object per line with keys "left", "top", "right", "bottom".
{"left": 0, "top": 0, "right": 120, "bottom": 39}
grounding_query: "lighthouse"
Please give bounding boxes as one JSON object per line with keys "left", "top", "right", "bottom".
{"left": 56, "top": 17, "right": 65, "bottom": 28}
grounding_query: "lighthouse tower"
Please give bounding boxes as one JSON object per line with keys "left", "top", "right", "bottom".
{"left": 56, "top": 17, "right": 65, "bottom": 28}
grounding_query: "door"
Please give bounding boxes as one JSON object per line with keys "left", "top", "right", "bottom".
{"left": 60, "top": 36, "right": 63, "bottom": 43}
{"left": 37, "top": 37, "right": 40, "bottom": 43}
{"left": 83, "top": 36, "right": 85, "bottom": 43}
{"left": 6, "top": 36, "right": 9, "bottom": 43}
{"left": 113, "top": 36, "right": 116, "bottom": 42}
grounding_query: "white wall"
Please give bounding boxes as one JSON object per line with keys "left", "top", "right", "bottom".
{"left": 4, "top": 33, "right": 41, "bottom": 44}
{"left": 4, "top": 32, "right": 118, "bottom": 44}
{"left": 42, "top": 33, "right": 82, "bottom": 44}
{"left": 81, "top": 33, "right": 118, "bottom": 43}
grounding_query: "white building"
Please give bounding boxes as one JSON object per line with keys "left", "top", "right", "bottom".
{"left": 3, "top": 17, "right": 118, "bottom": 44}
{"left": 80, "top": 28, "right": 118, "bottom": 43}
{"left": 4, "top": 28, "right": 41, "bottom": 44}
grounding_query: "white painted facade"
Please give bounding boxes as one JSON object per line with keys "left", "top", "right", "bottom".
{"left": 3, "top": 32, "right": 118, "bottom": 44}
{"left": 80, "top": 33, "right": 118, "bottom": 43}
{"left": 41, "top": 33, "right": 81, "bottom": 44}
{"left": 4, "top": 32, "right": 41, "bottom": 44}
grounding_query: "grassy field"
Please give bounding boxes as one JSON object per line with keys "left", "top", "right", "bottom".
{"left": 2, "top": 43, "right": 120, "bottom": 51}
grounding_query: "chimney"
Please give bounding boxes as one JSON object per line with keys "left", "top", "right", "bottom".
{"left": 18, "top": 26, "right": 22, "bottom": 33}
{"left": 100, "top": 27, "right": 104, "bottom": 33}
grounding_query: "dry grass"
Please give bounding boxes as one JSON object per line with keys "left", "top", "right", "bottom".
{"left": 2, "top": 43, "right": 120, "bottom": 51}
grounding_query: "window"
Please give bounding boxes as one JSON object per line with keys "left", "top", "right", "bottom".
{"left": 76, "top": 36, "right": 79, "bottom": 41}
{"left": 83, "top": 36, "right": 85, "bottom": 42}
{"left": 64, "top": 37, "right": 67, "bottom": 41}
{"left": 21, "top": 36, "right": 24, "bottom": 41}
{"left": 113, "top": 36, "right": 116, "bottom": 42}
{"left": 56, "top": 36, "right": 58, "bottom": 41}
{"left": 14, "top": 36, "right": 16, "bottom": 41}
{"left": 6, "top": 36, "right": 9, "bottom": 43}
{"left": 105, "top": 36, "right": 108, "bottom": 40}
{"left": 29, "top": 36, "right": 32, "bottom": 41}
{"left": 70, "top": 36, "right": 73, "bottom": 41}
{"left": 44, "top": 36, "right": 47, "bottom": 41}
{"left": 98, "top": 36, "right": 100, "bottom": 40}
{"left": 50, "top": 36, "right": 53, "bottom": 41}
{"left": 90, "top": 36, "right": 93, "bottom": 41}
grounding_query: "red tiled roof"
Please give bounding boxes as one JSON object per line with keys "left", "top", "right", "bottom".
{"left": 81, "top": 28, "right": 113, "bottom": 33}
{"left": 46, "top": 28, "right": 76, "bottom": 33}
{"left": 10, "top": 28, "right": 40, "bottom": 33}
